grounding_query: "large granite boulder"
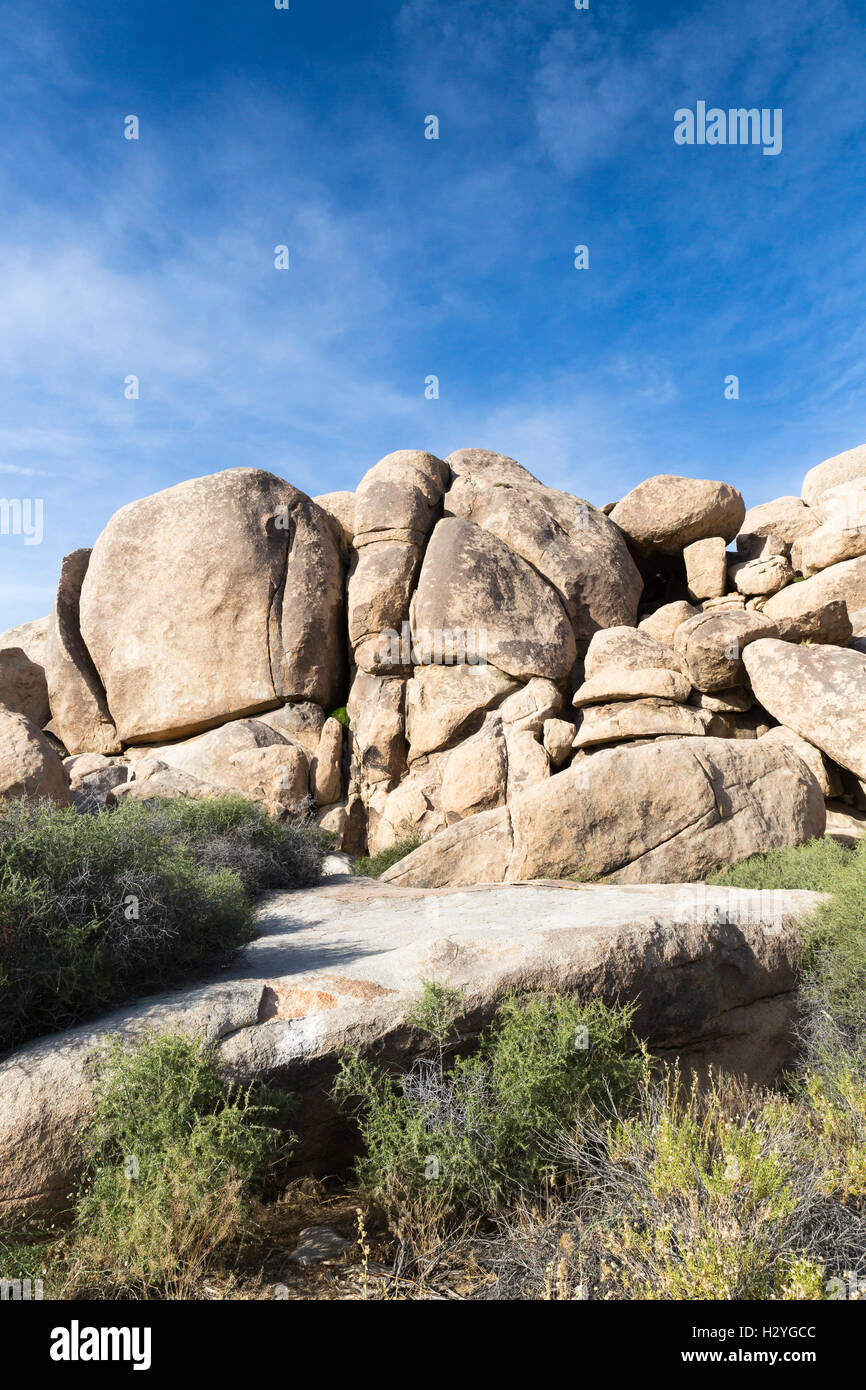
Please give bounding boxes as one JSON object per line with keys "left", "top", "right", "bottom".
{"left": 445, "top": 449, "right": 642, "bottom": 646}
{"left": 801, "top": 442, "right": 866, "bottom": 508}
{"left": 45, "top": 550, "right": 120, "bottom": 755}
{"left": 762, "top": 554, "right": 866, "bottom": 639}
{"left": 346, "top": 671, "right": 407, "bottom": 791}
{"left": 0, "top": 709, "right": 70, "bottom": 806}
{"left": 737, "top": 496, "right": 818, "bottom": 551}
{"left": 573, "top": 698, "right": 710, "bottom": 748}
{"left": 347, "top": 451, "right": 449, "bottom": 672}
{"left": 404, "top": 662, "right": 519, "bottom": 761}
{"left": 794, "top": 482, "right": 866, "bottom": 575}
{"left": 743, "top": 638, "right": 866, "bottom": 780}
{"left": 127, "top": 717, "right": 311, "bottom": 815}
{"left": 573, "top": 626, "right": 690, "bottom": 706}
{"left": 673, "top": 610, "right": 778, "bottom": 692}
{"left": 683, "top": 536, "right": 727, "bottom": 601}
{"left": 77, "top": 470, "right": 345, "bottom": 745}
{"left": 728, "top": 553, "right": 792, "bottom": 596}
{"left": 0, "top": 617, "right": 50, "bottom": 726}
{"left": 610, "top": 476, "right": 745, "bottom": 556}
{"left": 411, "top": 517, "right": 577, "bottom": 682}
{"left": 637, "top": 600, "right": 699, "bottom": 648}
{"left": 383, "top": 737, "right": 825, "bottom": 888}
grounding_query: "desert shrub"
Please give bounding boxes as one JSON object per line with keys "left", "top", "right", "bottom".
{"left": 154, "top": 794, "right": 330, "bottom": 895}
{"left": 329, "top": 706, "right": 350, "bottom": 728}
{"left": 68, "top": 1033, "right": 294, "bottom": 1296}
{"left": 352, "top": 836, "right": 425, "bottom": 878}
{"left": 710, "top": 836, "right": 866, "bottom": 1051}
{"left": 486, "top": 1067, "right": 866, "bottom": 1301}
{"left": 333, "top": 984, "right": 647, "bottom": 1218}
{"left": 0, "top": 795, "right": 327, "bottom": 1052}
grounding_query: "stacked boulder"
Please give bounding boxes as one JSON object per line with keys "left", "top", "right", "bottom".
{"left": 1, "top": 438, "right": 866, "bottom": 886}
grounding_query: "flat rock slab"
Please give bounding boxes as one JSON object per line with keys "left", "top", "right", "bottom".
{"left": 0, "top": 878, "right": 821, "bottom": 1215}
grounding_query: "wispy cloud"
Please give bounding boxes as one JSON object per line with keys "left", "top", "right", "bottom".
{"left": 0, "top": 0, "right": 864, "bottom": 631}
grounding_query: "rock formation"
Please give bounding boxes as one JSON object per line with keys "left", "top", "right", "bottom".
{"left": 2, "top": 440, "right": 866, "bottom": 886}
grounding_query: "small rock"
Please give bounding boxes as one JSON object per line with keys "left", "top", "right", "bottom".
{"left": 320, "top": 852, "right": 355, "bottom": 878}
{"left": 288, "top": 1226, "right": 351, "bottom": 1267}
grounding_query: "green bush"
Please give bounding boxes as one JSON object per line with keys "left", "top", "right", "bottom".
{"left": 333, "top": 983, "right": 647, "bottom": 1215}
{"left": 152, "top": 794, "right": 331, "bottom": 895}
{"left": 352, "top": 837, "right": 424, "bottom": 878}
{"left": 71, "top": 1033, "right": 294, "bottom": 1295}
{"left": 708, "top": 836, "right": 866, "bottom": 1046}
{"left": 707, "top": 836, "right": 854, "bottom": 893}
{"left": 0, "top": 795, "right": 328, "bottom": 1053}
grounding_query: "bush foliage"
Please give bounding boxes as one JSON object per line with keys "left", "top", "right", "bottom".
{"left": 0, "top": 795, "right": 328, "bottom": 1052}
{"left": 333, "top": 983, "right": 647, "bottom": 1213}
{"left": 352, "top": 836, "right": 425, "bottom": 879}
{"left": 709, "top": 835, "right": 866, "bottom": 1041}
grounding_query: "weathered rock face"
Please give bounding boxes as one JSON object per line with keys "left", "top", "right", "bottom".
{"left": 444, "top": 449, "right": 642, "bottom": 646}
{"left": 637, "top": 600, "right": 698, "bottom": 648}
{"left": 610, "top": 476, "right": 745, "bottom": 556}
{"left": 256, "top": 702, "right": 326, "bottom": 754}
{"left": 78, "top": 470, "right": 346, "bottom": 745}
{"left": 573, "top": 668, "right": 691, "bottom": 705}
{"left": 762, "top": 555, "right": 866, "bottom": 638}
{"left": 801, "top": 442, "right": 866, "bottom": 508}
{"left": 310, "top": 717, "right": 344, "bottom": 807}
{"left": 794, "top": 490, "right": 866, "bottom": 576}
{"left": 673, "top": 610, "right": 778, "bottom": 692}
{"left": 497, "top": 678, "right": 564, "bottom": 731}
{"left": 312, "top": 491, "right": 355, "bottom": 553}
{"left": 346, "top": 672, "right": 406, "bottom": 791}
{"left": 0, "top": 876, "right": 820, "bottom": 1213}
{"left": 543, "top": 718, "right": 575, "bottom": 767}
{"left": 744, "top": 638, "right": 866, "bottom": 780}
{"left": 738, "top": 496, "right": 819, "bottom": 550}
{"left": 440, "top": 717, "right": 508, "bottom": 822}
{"left": 573, "top": 699, "right": 710, "bottom": 748}
{"left": 45, "top": 550, "right": 120, "bottom": 756}
{"left": 0, "top": 617, "right": 50, "bottom": 727}
{"left": 683, "top": 536, "right": 727, "bottom": 601}
{"left": 347, "top": 451, "right": 449, "bottom": 673}
{"left": 411, "top": 517, "right": 577, "bottom": 682}
{"left": 383, "top": 737, "right": 825, "bottom": 888}
{"left": 404, "top": 662, "right": 519, "bottom": 761}
{"left": 128, "top": 717, "right": 312, "bottom": 815}
{"left": 0, "top": 709, "right": 70, "bottom": 806}
{"left": 759, "top": 725, "right": 842, "bottom": 799}
{"left": 573, "top": 626, "right": 690, "bottom": 706}
{"left": 729, "top": 554, "right": 792, "bottom": 596}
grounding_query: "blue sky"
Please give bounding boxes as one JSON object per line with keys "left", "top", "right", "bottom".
{"left": 1, "top": 0, "right": 865, "bottom": 630}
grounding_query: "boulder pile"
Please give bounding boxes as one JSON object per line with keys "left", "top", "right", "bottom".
{"left": 3, "top": 441, "right": 866, "bottom": 885}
